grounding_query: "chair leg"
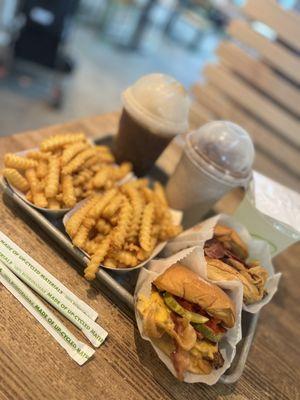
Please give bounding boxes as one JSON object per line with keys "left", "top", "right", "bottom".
{"left": 48, "top": 73, "right": 64, "bottom": 109}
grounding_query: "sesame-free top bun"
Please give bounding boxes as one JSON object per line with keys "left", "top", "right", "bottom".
{"left": 153, "top": 263, "right": 236, "bottom": 328}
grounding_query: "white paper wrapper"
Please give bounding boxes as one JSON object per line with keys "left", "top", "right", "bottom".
{"left": 252, "top": 171, "right": 300, "bottom": 233}
{"left": 0, "top": 261, "right": 95, "bottom": 365}
{"left": 63, "top": 198, "right": 182, "bottom": 273}
{"left": 134, "top": 246, "right": 243, "bottom": 384}
{"left": 0, "top": 230, "right": 98, "bottom": 321}
{"left": 234, "top": 171, "right": 300, "bottom": 256}
{"left": 164, "top": 214, "right": 281, "bottom": 313}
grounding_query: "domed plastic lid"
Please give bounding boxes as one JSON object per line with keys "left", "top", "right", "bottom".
{"left": 122, "top": 73, "right": 190, "bottom": 136}
{"left": 187, "top": 121, "right": 255, "bottom": 180}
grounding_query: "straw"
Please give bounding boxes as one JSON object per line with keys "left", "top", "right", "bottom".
{"left": 0, "top": 234, "right": 108, "bottom": 347}
{"left": 0, "top": 261, "right": 95, "bottom": 365}
{"left": 0, "top": 230, "right": 98, "bottom": 320}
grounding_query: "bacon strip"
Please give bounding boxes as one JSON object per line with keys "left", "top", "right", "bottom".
{"left": 205, "top": 237, "right": 251, "bottom": 270}
{"left": 204, "top": 238, "right": 226, "bottom": 259}
{"left": 170, "top": 341, "right": 190, "bottom": 381}
{"left": 170, "top": 312, "right": 197, "bottom": 351}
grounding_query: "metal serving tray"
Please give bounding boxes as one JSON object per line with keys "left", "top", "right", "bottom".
{"left": 0, "top": 136, "right": 259, "bottom": 384}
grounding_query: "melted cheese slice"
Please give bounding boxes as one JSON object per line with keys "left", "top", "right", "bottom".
{"left": 137, "top": 292, "right": 174, "bottom": 337}
{"left": 190, "top": 340, "right": 218, "bottom": 360}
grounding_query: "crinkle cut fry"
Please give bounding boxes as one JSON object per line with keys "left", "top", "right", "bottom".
{"left": 88, "top": 188, "right": 118, "bottom": 219}
{"left": 3, "top": 168, "right": 29, "bottom": 192}
{"left": 48, "top": 197, "right": 61, "bottom": 210}
{"left": 73, "top": 169, "right": 93, "bottom": 186}
{"left": 92, "top": 167, "right": 110, "bottom": 189}
{"left": 112, "top": 250, "right": 138, "bottom": 267}
{"left": 139, "top": 202, "right": 155, "bottom": 252}
{"left": 26, "top": 151, "right": 51, "bottom": 160}
{"left": 45, "top": 157, "right": 60, "bottom": 198}
{"left": 40, "top": 133, "right": 86, "bottom": 152}
{"left": 36, "top": 160, "right": 48, "bottom": 179}
{"left": 65, "top": 194, "right": 100, "bottom": 237}
{"left": 62, "top": 148, "right": 97, "bottom": 175}
{"left": 84, "top": 236, "right": 111, "bottom": 280}
{"left": 96, "top": 219, "right": 111, "bottom": 234}
{"left": 82, "top": 154, "right": 102, "bottom": 169}
{"left": 111, "top": 162, "right": 132, "bottom": 181}
{"left": 102, "top": 193, "right": 123, "bottom": 218}
{"left": 25, "top": 168, "right": 48, "bottom": 208}
{"left": 61, "top": 175, "right": 76, "bottom": 208}
{"left": 4, "top": 153, "right": 38, "bottom": 170}
{"left": 73, "top": 224, "right": 91, "bottom": 248}
{"left": 111, "top": 199, "right": 132, "bottom": 249}
{"left": 61, "top": 142, "right": 89, "bottom": 166}
{"left": 122, "top": 186, "right": 144, "bottom": 241}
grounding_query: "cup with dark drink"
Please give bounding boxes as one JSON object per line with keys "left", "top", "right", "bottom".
{"left": 113, "top": 73, "right": 190, "bottom": 176}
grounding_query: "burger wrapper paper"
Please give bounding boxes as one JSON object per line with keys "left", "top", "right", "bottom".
{"left": 163, "top": 214, "right": 281, "bottom": 313}
{"left": 134, "top": 246, "right": 243, "bottom": 384}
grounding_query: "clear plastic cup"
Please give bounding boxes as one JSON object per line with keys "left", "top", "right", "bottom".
{"left": 166, "top": 121, "right": 255, "bottom": 225}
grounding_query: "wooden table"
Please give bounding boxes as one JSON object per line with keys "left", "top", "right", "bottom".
{"left": 0, "top": 113, "right": 299, "bottom": 400}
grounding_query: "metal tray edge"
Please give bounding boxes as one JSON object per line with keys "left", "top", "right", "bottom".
{"left": 0, "top": 178, "right": 257, "bottom": 384}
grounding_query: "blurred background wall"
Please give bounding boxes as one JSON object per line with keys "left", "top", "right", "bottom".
{"left": 0, "top": 0, "right": 294, "bottom": 136}
{"left": 0, "top": 0, "right": 298, "bottom": 164}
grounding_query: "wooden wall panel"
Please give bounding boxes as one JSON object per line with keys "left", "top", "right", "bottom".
{"left": 228, "top": 20, "right": 300, "bottom": 84}
{"left": 244, "top": 0, "right": 300, "bottom": 51}
{"left": 203, "top": 64, "right": 300, "bottom": 147}
{"left": 192, "top": 83, "right": 300, "bottom": 178}
{"left": 217, "top": 41, "right": 300, "bottom": 116}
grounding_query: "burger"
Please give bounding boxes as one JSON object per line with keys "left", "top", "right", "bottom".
{"left": 205, "top": 224, "right": 269, "bottom": 304}
{"left": 136, "top": 263, "right": 235, "bottom": 380}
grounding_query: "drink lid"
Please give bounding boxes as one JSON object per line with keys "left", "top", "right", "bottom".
{"left": 122, "top": 73, "right": 190, "bottom": 136}
{"left": 186, "top": 121, "right": 254, "bottom": 186}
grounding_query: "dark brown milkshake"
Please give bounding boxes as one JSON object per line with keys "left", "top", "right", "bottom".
{"left": 114, "top": 109, "right": 174, "bottom": 176}
{"left": 113, "top": 74, "right": 190, "bottom": 176}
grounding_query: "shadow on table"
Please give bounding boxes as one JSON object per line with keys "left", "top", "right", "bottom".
{"left": 134, "top": 328, "right": 237, "bottom": 397}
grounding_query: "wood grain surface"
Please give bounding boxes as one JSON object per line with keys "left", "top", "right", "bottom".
{"left": 0, "top": 113, "right": 299, "bottom": 400}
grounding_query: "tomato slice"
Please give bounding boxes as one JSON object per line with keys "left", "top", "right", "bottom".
{"left": 174, "top": 297, "right": 194, "bottom": 312}
{"left": 175, "top": 297, "right": 208, "bottom": 317}
{"left": 205, "top": 319, "right": 226, "bottom": 334}
{"left": 173, "top": 296, "right": 226, "bottom": 334}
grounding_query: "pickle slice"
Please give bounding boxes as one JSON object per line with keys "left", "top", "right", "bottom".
{"left": 193, "top": 324, "right": 224, "bottom": 343}
{"left": 163, "top": 292, "right": 209, "bottom": 323}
